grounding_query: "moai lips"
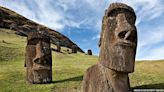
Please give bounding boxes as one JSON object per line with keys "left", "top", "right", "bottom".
{"left": 25, "top": 32, "right": 52, "bottom": 84}
{"left": 99, "top": 3, "right": 137, "bottom": 73}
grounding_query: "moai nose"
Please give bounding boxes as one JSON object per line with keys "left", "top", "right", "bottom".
{"left": 117, "top": 14, "right": 135, "bottom": 41}
{"left": 33, "top": 42, "right": 45, "bottom": 64}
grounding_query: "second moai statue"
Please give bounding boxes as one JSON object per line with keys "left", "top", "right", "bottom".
{"left": 25, "top": 32, "right": 52, "bottom": 84}
{"left": 83, "top": 3, "right": 137, "bottom": 92}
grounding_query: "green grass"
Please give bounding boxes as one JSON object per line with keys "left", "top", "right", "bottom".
{"left": 0, "top": 29, "right": 164, "bottom": 92}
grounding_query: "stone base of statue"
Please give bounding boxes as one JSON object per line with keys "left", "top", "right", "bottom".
{"left": 83, "top": 63, "right": 131, "bottom": 92}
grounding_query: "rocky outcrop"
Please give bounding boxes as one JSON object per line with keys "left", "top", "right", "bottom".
{"left": 0, "top": 6, "right": 84, "bottom": 53}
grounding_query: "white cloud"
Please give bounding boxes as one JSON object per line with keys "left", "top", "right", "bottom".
{"left": 137, "top": 46, "right": 164, "bottom": 60}
{"left": 92, "top": 35, "right": 100, "bottom": 40}
{"left": 136, "top": 24, "right": 164, "bottom": 60}
{"left": 106, "top": 0, "right": 164, "bottom": 25}
{"left": 1, "top": 0, "right": 164, "bottom": 60}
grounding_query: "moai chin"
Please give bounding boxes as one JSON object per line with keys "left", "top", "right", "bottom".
{"left": 83, "top": 3, "right": 137, "bottom": 92}
{"left": 25, "top": 32, "right": 52, "bottom": 84}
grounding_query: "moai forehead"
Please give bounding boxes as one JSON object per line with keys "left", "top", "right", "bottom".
{"left": 105, "top": 3, "right": 136, "bottom": 17}
{"left": 27, "top": 32, "right": 50, "bottom": 45}
{"left": 99, "top": 3, "right": 137, "bottom": 73}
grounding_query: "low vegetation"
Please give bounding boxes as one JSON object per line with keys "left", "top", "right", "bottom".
{"left": 0, "top": 29, "right": 164, "bottom": 92}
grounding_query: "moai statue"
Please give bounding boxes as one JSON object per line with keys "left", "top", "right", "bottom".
{"left": 87, "top": 49, "right": 92, "bottom": 55}
{"left": 83, "top": 3, "right": 137, "bottom": 92}
{"left": 25, "top": 32, "right": 52, "bottom": 84}
{"left": 0, "top": 17, "right": 3, "bottom": 27}
{"left": 56, "top": 42, "right": 61, "bottom": 52}
{"left": 71, "top": 45, "right": 77, "bottom": 53}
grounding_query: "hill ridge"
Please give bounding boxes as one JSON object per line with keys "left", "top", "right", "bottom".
{"left": 0, "top": 6, "right": 84, "bottom": 53}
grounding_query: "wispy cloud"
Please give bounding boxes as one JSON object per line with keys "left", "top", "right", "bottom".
{"left": 92, "top": 35, "right": 100, "bottom": 40}
{"left": 1, "top": 0, "right": 164, "bottom": 60}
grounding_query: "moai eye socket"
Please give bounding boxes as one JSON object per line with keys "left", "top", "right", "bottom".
{"left": 33, "top": 58, "right": 40, "bottom": 64}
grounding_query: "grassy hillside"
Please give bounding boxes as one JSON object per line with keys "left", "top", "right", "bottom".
{"left": 0, "top": 29, "right": 164, "bottom": 92}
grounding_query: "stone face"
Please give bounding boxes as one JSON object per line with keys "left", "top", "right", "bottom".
{"left": 83, "top": 3, "right": 137, "bottom": 92}
{"left": 71, "top": 45, "right": 77, "bottom": 53}
{"left": 25, "top": 32, "right": 52, "bottom": 84}
{"left": 99, "top": 3, "right": 137, "bottom": 73}
{"left": 87, "top": 49, "right": 92, "bottom": 55}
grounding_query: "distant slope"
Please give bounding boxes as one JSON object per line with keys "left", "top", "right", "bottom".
{"left": 0, "top": 29, "right": 164, "bottom": 92}
{"left": 0, "top": 6, "right": 84, "bottom": 53}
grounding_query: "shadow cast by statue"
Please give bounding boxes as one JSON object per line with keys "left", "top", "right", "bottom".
{"left": 52, "top": 75, "right": 83, "bottom": 83}
{"left": 133, "top": 83, "right": 164, "bottom": 89}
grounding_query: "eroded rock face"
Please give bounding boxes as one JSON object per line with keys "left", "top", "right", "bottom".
{"left": 25, "top": 32, "right": 52, "bottom": 84}
{"left": 83, "top": 3, "right": 137, "bottom": 92}
{"left": 0, "top": 6, "right": 85, "bottom": 53}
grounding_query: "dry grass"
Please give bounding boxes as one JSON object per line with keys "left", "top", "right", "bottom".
{"left": 0, "top": 29, "right": 164, "bottom": 92}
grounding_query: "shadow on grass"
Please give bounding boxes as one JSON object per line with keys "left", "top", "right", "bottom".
{"left": 133, "top": 83, "right": 164, "bottom": 89}
{"left": 52, "top": 75, "right": 83, "bottom": 83}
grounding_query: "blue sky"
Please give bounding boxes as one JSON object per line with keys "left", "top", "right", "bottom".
{"left": 1, "top": 0, "right": 164, "bottom": 60}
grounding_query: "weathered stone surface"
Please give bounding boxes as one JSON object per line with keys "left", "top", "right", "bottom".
{"left": 83, "top": 64, "right": 130, "bottom": 92}
{"left": 25, "top": 32, "right": 52, "bottom": 84}
{"left": 99, "top": 2, "right": 137, "bottom": 73}
{"left": 87, "top": 49, "right": 92, "bottom": 55}
{"left": 83, "top": 3, "right": 137, "bottom": 92}
{"left": 71, "top": 45, "right": 77, "bottom": 53}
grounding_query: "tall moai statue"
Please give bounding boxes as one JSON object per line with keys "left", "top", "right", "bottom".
{"left": 25, "top": 32, "right": 52, "bottom": 84}
{"left": 83, "top": 3, "right": 137, "bottom": 92}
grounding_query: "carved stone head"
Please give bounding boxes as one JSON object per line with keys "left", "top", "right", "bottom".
{"left": 99, "top": 3, "right": 137, "bottom": 73}
{"left": 25, "top": 32, "right": 52, "bottom": 83}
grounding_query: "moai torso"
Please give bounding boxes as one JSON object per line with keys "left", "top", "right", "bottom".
{"left": 83, "top": 3, "right": 137, "bottom": 92}
{"left": 25, "top": 32, "right": 52, "bottom": 84}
